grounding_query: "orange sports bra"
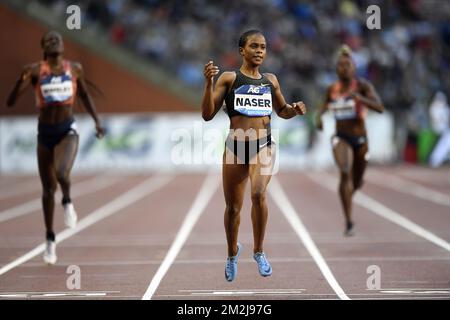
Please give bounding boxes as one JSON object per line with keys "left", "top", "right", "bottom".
{"left": 328, "top": 78, "right": 366, "bottom": 121}
{"left": 34, "top": 60, "right": 77, "bottom": 108}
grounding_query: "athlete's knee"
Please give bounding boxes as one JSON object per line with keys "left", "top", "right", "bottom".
{"left": 42, "top": 185, "right": 56, "bottom": 198}
{"left": 251, "top": 190, "right": 266, "bottom": 205}
{"left": 340, "top": 172, "right": 352, "bottom": 183}
{"left": 55, "top": 169, "right": 70, "bottom": 184}
{"left": 225, "top": 204, "right": 241, "bottom": 217}
{"left": 339, "top": 172, "right": 353, "bottom": 192}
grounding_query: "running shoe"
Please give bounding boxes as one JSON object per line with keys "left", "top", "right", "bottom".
{"left": 225, "top": 242, "right": 242, "bottom": 282}
{"left": 63, "top": 203, "right": 78, "bottom": 228}
{"left": 253, "top": 251, "right": 272, "bottom": 277}
{"left": 43, "top": 240, "right": 57, "bottom": 265}
{"left": 344, "top": 221, "right": 354, "bottom": 237}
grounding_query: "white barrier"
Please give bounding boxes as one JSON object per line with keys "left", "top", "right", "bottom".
{"left": 0, "top": 112, "right": 395, "bottom": 173}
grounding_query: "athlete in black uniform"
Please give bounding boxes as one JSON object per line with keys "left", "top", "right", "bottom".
{"left": 201, "top": 30, "right": 307, "bottom": 281}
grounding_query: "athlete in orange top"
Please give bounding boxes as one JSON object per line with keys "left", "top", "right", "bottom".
{"left": 316, "top": 45, "right": 384, "bottom": 236}
{"left": 6, "top": 31, "right": 105, "bottom": 264}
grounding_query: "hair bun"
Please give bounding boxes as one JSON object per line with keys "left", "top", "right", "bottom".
{"left": 338, "top": 44, "right": 353, "bottom": 57}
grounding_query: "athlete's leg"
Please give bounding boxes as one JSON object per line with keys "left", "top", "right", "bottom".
{"left": 352, "top": 143, "right": 368, "bottom": 191}
{"left": 248, "top": 144, "right": 274, "bottom": 254}
{"left": 332, "top": 137, "right": 354, "bottom": 232}
{"left": 54, "top": 133, "right": 79, "bottom": 204}
{"left": 223, "top": 148, "right": 249, "bottom": 257}
{"left": 37, "top": 143, "right": 57, "bottom": 241}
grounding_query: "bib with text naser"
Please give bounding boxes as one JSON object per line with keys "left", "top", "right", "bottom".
{"left": 234, "top": 84, "right": 272, "bottom": 117}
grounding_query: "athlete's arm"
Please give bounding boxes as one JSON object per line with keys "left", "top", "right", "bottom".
{"left": 201, "top": 61, "right": 232, "bottom": 121}
{"left": 316, "top": 86, "right": 331, "bottom": 131}
{"left": 6, "top": 64, "right": 38, "bottom": 107}
{"left": 353, "top": 79, "right": 384, "bottom": 113}
{"left": 73, "top": 62, "right": 105, "bottom": 138}
{"left": 265, "top": 73, "right": 306, "bottom": 119}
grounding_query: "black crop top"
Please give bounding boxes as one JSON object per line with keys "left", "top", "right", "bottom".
{"left": 224, "top": 70, "right": 274, "bottom": 118}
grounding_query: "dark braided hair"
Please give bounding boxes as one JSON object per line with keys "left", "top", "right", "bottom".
{"left": 238, "top": 29, "right": 263, "bottom": 49}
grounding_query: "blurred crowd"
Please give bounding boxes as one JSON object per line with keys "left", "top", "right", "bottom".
{"left": 34, "top": 0, "right": 450, "bottom": 164}
{"left": 36, "top": 0, "right": 450, "bottom": 108}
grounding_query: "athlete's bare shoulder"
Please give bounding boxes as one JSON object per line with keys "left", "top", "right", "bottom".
{"left": 263, "top": 73, "right": 279, "bottom": 88}
{"left": 21, "top": 62, "right": 40, "bottom": 80}
{"left": 263, "top": 72, "right": 276, "bottom": 81}
{"left": 327, "top": 82, "right": 336, "bottom": 92}
{"left": 219, "top": 71, "right": 236, "bottom": 82}
{"left": 215, "top": 71, "right": 237, "bottom": 91}
{"left": 357, "top": 77, "right": 369, "bottom": 85}
{"left": 357, "top": 77, "right": 376, "bottom": 93}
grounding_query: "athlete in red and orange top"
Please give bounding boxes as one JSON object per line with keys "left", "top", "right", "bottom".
{"left": 316, "top": 45, "right": 384, "bottom": 236}
{"left": 6, "top": 31, "right": 105, "bottom": 264}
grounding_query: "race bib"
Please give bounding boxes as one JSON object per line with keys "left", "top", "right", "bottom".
{"left": 329, "top": 97, "right": 357, "bottom": 120}
{"left": 234, "top": 84, "right": 272, "bottom": 117}
{"left": 40, "top": 73, "right": 74, "bottom": 104}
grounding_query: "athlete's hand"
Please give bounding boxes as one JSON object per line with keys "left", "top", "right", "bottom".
{"left": 292, "top": 101, "right": 307, "bottom": 115}
{"left": 95, "top": 123, "right": 105, "bottom": 139}
{"left": 203, "top": 61, "right": 219, "bottom": 84}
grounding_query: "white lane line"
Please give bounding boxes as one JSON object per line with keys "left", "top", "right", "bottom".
{"left": 307, "top": 173, "right": 450, "bottom": 252}
{"left": 269, "top": 177, "right": 350, "bottom": 300}
{"left": 197, "top": 290, "right": 306, "bottom": 296}
{"left": 181, "top": 288, "right": 306, "bottom": 296}
{"left": 0, "top": 174, "right": 173, "bottom": 276}
{"left": 374, "top": 289, "right": 450, "bottom": 294}
{"left": 0, "top": 291, "right": 112, "bottom": 298}
{"left": 0, "top": 175, "right": 119, "bottom": 223}
{"left": 367, "top": 169, "right": 450, "bottom": 207}
{"left": 179, "top": 288, "right": 306, "bottom": 292}
{"left": 142, "top": 174, "right": 219, "bottom": 300}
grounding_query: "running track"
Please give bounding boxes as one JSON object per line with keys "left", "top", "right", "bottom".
{"left": 0, "top": 165, "right": 449, "bottom": 300}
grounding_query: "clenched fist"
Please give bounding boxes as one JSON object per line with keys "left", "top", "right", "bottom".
{"left": 292, "top": 101, "right": 307, "bottom": 115}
